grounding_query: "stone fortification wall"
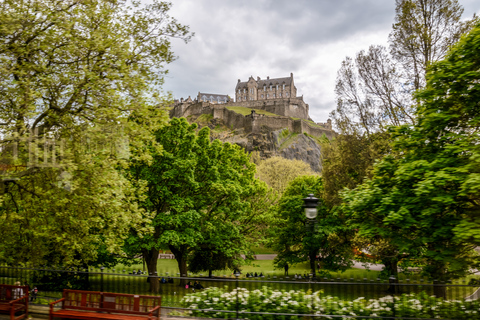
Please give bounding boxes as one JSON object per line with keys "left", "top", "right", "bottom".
{"left": 169, "top": 101, "right": 335, "bottom": 139}
{"left": 170, "top": 101, "right": 212, "bottom": 118}
{"left": 215, "top": 107, "right": 246, "bottom": 130}
{"left": 224, "top": 97, "right": 309, "bottom": 120}
{"left": 294, "top": 120, "right": 335, "bottom": 140}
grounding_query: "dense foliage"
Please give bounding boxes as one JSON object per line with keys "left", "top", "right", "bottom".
{"left": 267, "top": 176, "right": 353, "bottom": 276}
{"left": 342, "top": 23, "right": 480, "bottom": 297}
{"left": 0, "top": 0, "right": 191, "bottom": 266}
{"left": 127, "top": 118, "right": 268, "bottom": 291}
{"left": 183, "top": 287, "right": 480, "bottom": 320}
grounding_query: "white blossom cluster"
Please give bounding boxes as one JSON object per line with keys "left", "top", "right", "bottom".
{"left": 181, "top": 286, "right": 480, "bottom": 320}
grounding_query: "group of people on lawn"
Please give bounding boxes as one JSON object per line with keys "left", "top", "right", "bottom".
{"left": 185, "top": 281, "right": 204, "bottom": 289}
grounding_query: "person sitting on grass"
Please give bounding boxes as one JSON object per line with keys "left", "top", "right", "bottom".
{"left": 194, "top": 281, "right": 204, "bottom": 289}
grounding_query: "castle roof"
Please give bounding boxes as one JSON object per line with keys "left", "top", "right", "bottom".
{"left": 198, "top": 92, "right": 229, "bottom": 103}
{"left": 236, "top": 74, "right": 294, "bottom": 90}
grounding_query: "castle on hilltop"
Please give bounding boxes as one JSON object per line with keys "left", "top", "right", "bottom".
{"left": 171, "top": 73, "right": 333, "bottom": 138}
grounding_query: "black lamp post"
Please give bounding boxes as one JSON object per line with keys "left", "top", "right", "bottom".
{"left": 303, "top": 194, "right": 319, "bottom": 279}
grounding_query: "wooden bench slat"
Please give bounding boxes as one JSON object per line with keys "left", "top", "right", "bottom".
{"left": 50, "top": 290, "right": 161, "bottom": 320}
{"left": 0, "top": 303, "right": 25, "bottom": 312}
{"left": 0, "top": 284, "right": 29, "bottom": 320}
{"left": 52, "top": 309, "right": 152, "bottom": 320}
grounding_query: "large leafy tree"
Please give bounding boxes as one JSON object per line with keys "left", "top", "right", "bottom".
{"left": 255, "top": 156, "right": 316, "bottom": 196}
{"left": 342, "top": 23, "right": 480, "bottom": 298}
{"left": 332, "top": 0, "right": 476, "bottom": 135}
{"left": 0, "top": 0, "right": 192, "bottom": 266}
{"left": 268, "top": 176, "right": 353, "bottom": 277}
{"left": 127, "top": 118, "right": 268, "bottom": 292}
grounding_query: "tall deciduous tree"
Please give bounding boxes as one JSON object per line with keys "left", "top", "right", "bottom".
{"left": 268, "top": 176, "right": 353, "bottom": 277}
{"left": 342, "top": 23, "right": 480, "bottom": 298}
{"left": 332, "top": 0, "right": 475, "bottom": 135}
{"left": 0, "top": 0, "right": 192, "bottom": 266}
{"left": 256, "top": 156, "right": 316, "bottom": 196}
{"left": 127, "top": 118, "right": 268, "bottom": 292}
{"left": 390, "top": 0, "right": 475, "bottom": 91}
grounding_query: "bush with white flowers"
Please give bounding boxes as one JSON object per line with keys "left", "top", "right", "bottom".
{"left": 182, "top": 286, "right": 480, "bottom": 320}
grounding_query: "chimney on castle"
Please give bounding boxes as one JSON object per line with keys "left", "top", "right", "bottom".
{"left": 267, "top": 76, "right": 269, "bottom": 80}
{"left": 257, "top": 76, "right": 260, "bottom": 81}
{"left": 238, "top": 79, "right": 240, "bottom": 83}
{"left": 290, "top": 73, "right": 293, "bottom": 78}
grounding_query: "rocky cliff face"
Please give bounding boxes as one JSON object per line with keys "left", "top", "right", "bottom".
{"left": 188, "top": 114, "right": 324, "bottom": 172}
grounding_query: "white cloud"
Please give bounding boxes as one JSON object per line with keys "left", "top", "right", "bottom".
{"left": 160, "top": 0, "right": 479, "bottom": 123}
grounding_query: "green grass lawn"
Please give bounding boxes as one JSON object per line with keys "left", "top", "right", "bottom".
{"left": 226, "top": 106, "right": 278, "bottom": 117}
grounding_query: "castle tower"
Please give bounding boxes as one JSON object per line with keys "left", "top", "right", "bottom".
{"left": 235, "top": 73, "right": 297, "bottom": 102}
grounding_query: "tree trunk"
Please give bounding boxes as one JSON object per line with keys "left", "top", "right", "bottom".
{"left": 383, "top": 258, "right": 399, "bottom": 294}
{"left": 170, "top": 245, "right": 188, "bottom": 286}
{"left": 309, "top": 251, "right": 317, "bottom": 279}
{"left": 431, "top": 265, "right": 447, "bottom": 299}
{"left": 433, "top": 280, "right": 446, "bottom": 299}
{"left": 209, "top": 269, "right": 213, "bottom": 278}
{"left": 142, "top": 248, "right": 160, "bottom": 293}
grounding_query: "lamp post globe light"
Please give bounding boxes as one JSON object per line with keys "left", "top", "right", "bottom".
{"left": 303, "top": 194, "right": 318, "bottom": 219}
{"left": 303, "top": 194, "right": 319, "bottom": 279}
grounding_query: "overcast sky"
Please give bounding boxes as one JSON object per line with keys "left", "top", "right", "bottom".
{"left": 161, "top": 0, "right": 479, "bottom": 123}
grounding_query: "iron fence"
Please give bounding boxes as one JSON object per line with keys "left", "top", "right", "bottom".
{"left": 0, "top": 265, "right": 479, "bottom": 319}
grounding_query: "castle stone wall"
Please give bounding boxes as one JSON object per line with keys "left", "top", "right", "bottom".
{"left": 252, "top": 116, "right": 294, "bottom": 133}
{"left": 169, "top": 101, "right": 335, "bottom": 139}
{"left": 170, "top": 102, "right": 212, "bottom": 118}
{"left": 222, "top": 108, "right": 246, "bottom": 130}
{"left": 223, "top": 97, "right": 308, "bottom": 120}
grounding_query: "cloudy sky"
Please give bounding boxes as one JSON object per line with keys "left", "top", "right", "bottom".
{"left": 161, "top": 0, "right": 479, "bottom": 123}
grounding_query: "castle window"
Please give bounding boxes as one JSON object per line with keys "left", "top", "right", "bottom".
{"left": 263, "top": 85, "right": 266, "bottom": 91}
{"left": 273, "top": 93, "right": 276, "bottom": 98}
{"left": 270, "top": 85, "right": 272, "bottom": 90}
{"left": 202, "top": 95, "right": 207, "bottom": 102}
{"left": 261, "top": 94, "right": 264, "bottom": 98}
{"left": 267, "top": 94, "right": 269, "bottom": 98}
{"left": 283, "top": 84, "right": 285, "bottom": 90}
{"left": 286, "top": 92, "right": 289, "bottom": 97}
{"left": 276, "top": 85, "right": 278, "bottom": 90}
{"left": 279, "top": 93, "right": 282, "bottom": 98}
{"left": 238, "top": 89, "right": 240, "bottom": 94}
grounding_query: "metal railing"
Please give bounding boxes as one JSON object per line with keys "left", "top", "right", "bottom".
{"left": 0, "top": 265, "right": 478, "bottom": 319}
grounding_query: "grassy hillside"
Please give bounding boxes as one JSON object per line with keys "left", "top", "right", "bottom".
{"left": 226, "top": 106, "right": 278, "bottom": 116}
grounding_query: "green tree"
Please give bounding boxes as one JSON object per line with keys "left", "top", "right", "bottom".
{"left": 390, "top": 0, "right": 476, "bottom": 91}
{"left": 342, "top": 23, "right": 480, "bottom": 298}
{"left": 268, "top": 176, "right": 353, "bottom": 277}
{"left": 0, "top": 0, "right": 192, "bottom": 266}
{"left": 332, "top": 0, "right": 475, "bottom": 135}
{"left": 256, "top": 156, "right": 316, "bottom": 196}
{"left": 127, "top": 118, "right": 268, "bottom": 292}
{"left": 321, "top": 132, "right": 390, "bottom": 207}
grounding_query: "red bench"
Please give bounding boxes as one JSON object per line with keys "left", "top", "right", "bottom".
{"left": 49, "top": 289, "right": 161, "bottom": 320}
{"left": 0, "top": 284, "right": 29, "bottom": 320}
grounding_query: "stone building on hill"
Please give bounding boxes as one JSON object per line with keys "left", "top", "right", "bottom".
{"left": 197, "top": 92, "right": 230, "bottom": 104}
{"left": 170, "top": 73, "right": 333, "bottom": 138}
{"left": 235, "top": 73, "right": 296, "bottom": 102}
